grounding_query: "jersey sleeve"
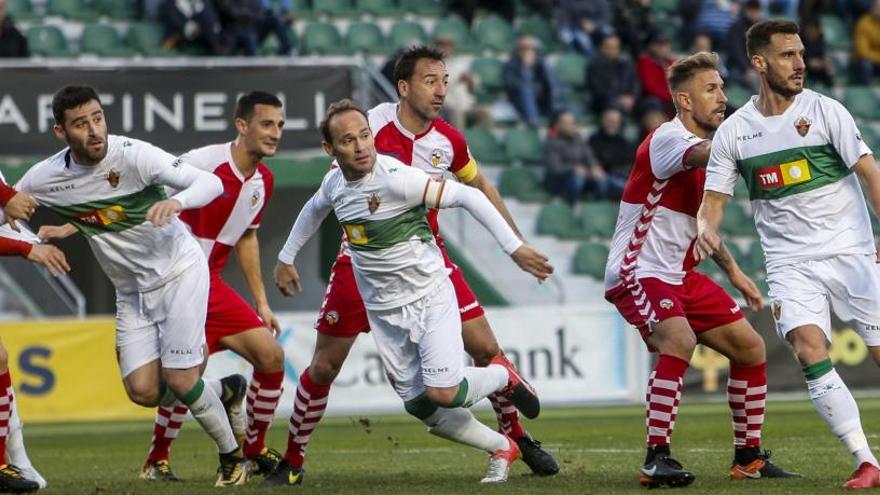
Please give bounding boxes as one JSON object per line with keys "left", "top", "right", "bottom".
{"left": 648, "top": 124, "right": 708, "bottom": 180}
{"left": 250, "top": 167, "right": 274, "bottom": 229}
{"left": 823, "top": 97, "right": 872, "bottom": 168}
{"left": 704, "top": 124, "right": 740, "bottom": 196}
{"left": 129, "top": 138, "right": 181, "bottom": 184}
{"left": 445, "top": 124, "right": 479, "bottom": 183}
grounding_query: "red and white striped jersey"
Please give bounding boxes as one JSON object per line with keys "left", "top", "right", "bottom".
{"left": 176, "top": 143, "right": 274, "bottom": 275}
{"left": 334, "top": 102, "right": 480, "bottom": 262}
{"left": 604, "top": 117, "right": 708, "bottom": 292}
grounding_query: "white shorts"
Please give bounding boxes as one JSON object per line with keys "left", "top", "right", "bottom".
{"left": 768, "top": 253, "right": 880, "bottom": 346}
{"left": 116, "top": 261, "right": 209, "bottom": 378}
{"left": 365, "top": 278, "right": 465, "bottom": 402}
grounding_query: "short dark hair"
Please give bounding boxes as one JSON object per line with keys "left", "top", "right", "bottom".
{"left": 746, "top": 19, "right": 800, "bottom": 58}
{"left": 52, "top": 85, "right": 101, "bottom": 125}
{"left": 667, "top": 51, "right": 720, "bottom": 91}
{"left": 320, "top": 98, "right": 369, "bottom": 144}
{"left": 393, "top": 45, "right": 445, "bottom": 96}
{"left": 234, "top": 91, "right": 283, "bottom": 121}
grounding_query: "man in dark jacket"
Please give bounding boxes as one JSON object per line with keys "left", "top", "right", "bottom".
{"left": 0, "top": 0, "right": 29, "bottom": 58}
{"left": 503, "top": 35, "right": 561, "bottom": 127}
{"left": 724, "top": 0, "right": 764, "bottom": 87}
{"left": 544, "top": 110, "right": 615, "bottom": 204}
{"left": 589, "top": 107, "right": 634, "bottom": 200}
{"left": 587, "top": 34, "right": 637, "bottom": 117}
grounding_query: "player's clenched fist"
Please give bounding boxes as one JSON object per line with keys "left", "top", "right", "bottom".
{"left": 4, "top": 192, "right": 38, "bottom": 232}
{"left": 510, "top": 244, "right": 553, "bottom": 282}
{"left": 27, "top": 244, "right": 70, "bottom": 276}
{"left": 274, "top": 261, "right": 302, "bottom": 296}
{"left": 146, "top": 199, "right": 183, "bottom": 226}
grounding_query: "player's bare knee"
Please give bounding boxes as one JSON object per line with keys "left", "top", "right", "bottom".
{"left": 252, "top": 342, "right": 285, "bottom": 372}
{"left": 124, "top": 382, "right": 160, "bottom": 407}
{"left": 468, "top": 345, "right": 500, "bottom": 367}
{"left": 424, "top": 386, "right": 457, "bottom": 407}
{"left": 650, "top": 328, "right": 696, "bottom": 360}
{"left": 309, "top": 358, "right": 341, "bottom": 385}
{"left": 160, "top": 368, "right": 199, "bottom": 396}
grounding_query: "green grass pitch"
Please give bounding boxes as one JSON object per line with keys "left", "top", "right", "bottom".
{"left": 19, "top": 397, "right": 880, "bottom": 494}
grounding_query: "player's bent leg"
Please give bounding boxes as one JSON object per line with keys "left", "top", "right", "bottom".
{"left": 787, "top": 325, "right": 880, "bottom": 488}
{"left": 0, "top": 344, "right": 40, "bottom": 494}
{"left": 217, "top": 327, "right": 285, "bottom": 473}
{"left": 122, "top": 360, "right": 164, "bottom": 407}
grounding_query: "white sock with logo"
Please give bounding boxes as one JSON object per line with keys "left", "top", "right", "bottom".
{"left": 422, "top": 407, "right": 509, "bottom": 453}
{"left": 458, "top": 366, "right": 508, "bottom": 408}
{"left": 807, "top": 369, "right": 878, "bottom": 467}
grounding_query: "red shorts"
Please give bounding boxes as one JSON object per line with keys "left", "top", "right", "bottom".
{"left": 205, "top": 275, "right": 265, "bottom": 354}
{"left": 605, "top": 270, "right": 744, "bottom": 347}
{"left": 315, "top": 238, "right": 485, "bottom": 338}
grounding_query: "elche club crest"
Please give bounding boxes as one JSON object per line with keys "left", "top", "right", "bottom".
{"left": 107, "top": 168, "right": 120, "bottom": 188}
{"left": 795, "top": 116, "right": 812, "bottom": 137}
{"left": 367, "top": 192, "right": 381, "bottom": 214}
{"left": 250, "top": 189, "right": 261, "bottom": 208}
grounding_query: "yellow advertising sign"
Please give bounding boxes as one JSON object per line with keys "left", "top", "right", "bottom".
{"left": 1, "top": 318, "right": 154, "bottom": 422}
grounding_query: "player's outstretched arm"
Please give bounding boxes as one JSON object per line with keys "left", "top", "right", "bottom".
{"left": 854, "top": 154, "right": 880, "bottom": 261}
{"left": 276, "top": 192, "right": 333, "bottom": 295}
{"left": 696, "top": 190, "right": 730, "bottom": 261}
{"left": 463, "top": 171, "right": 524, "bottom": 239}
{"left": 37, "top": 223, "right": 77, "bottom": 242}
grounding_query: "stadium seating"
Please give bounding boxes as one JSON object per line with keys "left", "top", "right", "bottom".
{"left": 820, "top": 15, "right": 850, "bottom": 51}
{"left": 721, "top": 201, "right": 755, "bottom": 236}
{"left": 433, "top": 16, "right": 475, "bottom": 52}
{"left": 346, "top": 22, "right": 386, "bottom": 54}
{"left": 94, "top": 0, "right": 136, "bottom": 19}
{"left": 579, "top": 201, "right": 618, "bottom": 239}
{"left": 724, "top": 85, "right": 752, "bottom": 109}
{"left": 554, "top": 53, "right": 588, "bottom": 90}
{"left": 504, "top": 128, "right": 544, "bottom": 163}
{"left": 312, "top": 0, "right": 353, "bottom": 17}
{"left": 741, "top": 239, "right": 766, "bottom": 275}
{"left": 390, "top": 21, "right": 428, "bottom": 50}
{"left": 475, "top": 16, "right": 515, "bottom": 53}
{"left": 516, "top": 16, "right": 557, "bottom": 50}
{"left": 26, "top": 25, "right": 74, "bottom": 57}
{"left": 46, "top": 0, "right": 96, "bottom": 21}
{"left": 356, "top": 0, "right": 400, "bottom": 16}
{"left": 498, "top": 167, "right": 549, "bottom": 203}
{"left": 302, "top": 22, "right": 345, "bottom": 55}
{"left": 470, "top": 57, "right": 505, "bottom": 103}
{"left": 464, "top": 128, "right": 506, "bottom": 164}
{"left": 7, "top": 0, "right": 38, "bottom": 20}
{"left": 573, "top": 242, "right": 610, "bottom": 278}
{"left": 537, "top": 202, "right": 578, "bottom": 237}
{"left": 399, "top": 0, "right": 445, "bottom": 16}
{"left": 81, "top": 24, "right": 135, "bottom": 57}
{"left": 126, "top": 22, "right": 172, "bottom": 57}
{"left": 844, "top": 87, "right": 880, "bottom": 120}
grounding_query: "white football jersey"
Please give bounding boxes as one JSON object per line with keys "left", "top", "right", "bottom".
{"left": 17, "top": 135, "right": 206, "bottom": 293}
{"left": 706, "top": 89, "right": 874, "bottom": 269}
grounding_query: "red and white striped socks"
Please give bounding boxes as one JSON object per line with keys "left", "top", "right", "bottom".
{"left": 0, "top": 370, "right": 12, "bottom": 466}
{"left": 146, "top": 404, "right": 188, "bottom": 464}
{"left": 284, "top": 368, "right": 331, "bottom": 468}
{"left": 488, "top": 394, "right": 524, "bottom": 439}
{"left": 728, "top": 362, "right": 766, "bottom": 450}
{"left": 243, "top": 370, "right": 284, "bottom": 458}
{"left": 646, "top": 354, "right": 688, "bottom": 448}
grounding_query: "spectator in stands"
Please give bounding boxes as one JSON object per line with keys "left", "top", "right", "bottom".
{"left": 556, "top": 0, "right": 614, "bottom": 56}
{"left": 433, "top": 36, "right": 491, "bottom": 129}
{"left": 589, "top": 108, "right": 632, "bottom": 200}
{"left": 638, "top": 105, "right": 667, "bottom": 140}
{"left": 693, "top": 0, "right": 741, "bottom": 48}
{"left": 215, "top": 0, "right": 262, "bottom": 55}
{"left": 503, "top": 35, "right": 561, "bottom": 127}
{"left": 853, "top": 0, "right": 880, "bottom": 84}
{"left": 587, "top": 34, "right": 637, "bottom": 117}
{"left": 802, "top": 19, "right": 835, "bottom": 86}
{"left": 0, "top": 0, "right": 28, "bottom": 58}
{"left": 613, "top": 0, "right": 654, "bottom": 58}
{"left": 159, "top": 0, "right": 227, "bottom": 55}
{"left": 636, "top": 32, "right": 675, "bottom": 116}
{"left": 544, "top": 110, "right": 611, "bottom": 205}
{"left": 447, "top": 0, "right": 515, "bottom": 25}
{"left": 691, "top": 32, "right": 729, "bottom": 80}
{"left": 258, "top": 0, "right": 295, "bottom": 55}
{"left": 724, "top": 0, "right": 763, "bottom": 88}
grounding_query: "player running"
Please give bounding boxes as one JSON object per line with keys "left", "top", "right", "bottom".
{"left": 272, "top": 99, "right": 551, "bottom": 484}
{"left": 132, "top": 91, "right": 286, "bottom": 481}
{"left": 604, "top": 51, "right": 798, "bottom": 488}
{"left": 18, "top": 85, "right": 250, "bottom": 487}
{"left": 697, "top": 20, "right": 880, "bottom": 490}
{"left": 270, "top": 46, "right": 559, "bottom": 486}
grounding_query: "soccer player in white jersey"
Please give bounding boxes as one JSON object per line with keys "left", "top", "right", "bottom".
{"left": 272, "top": 99, "right": 552, "bottom": 485}
{"left": 697, "top": 20, "right": 880, "bottom": 489}
{"left": 18, "top": 85, "right": 249, "bottom": 486}
{"left": 604, "top": 52, "right": 798, "bottom": 488}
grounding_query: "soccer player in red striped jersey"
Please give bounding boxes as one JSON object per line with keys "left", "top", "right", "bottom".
{"left": 603, "top": 52, "right": 797, "bottom": 487}
{"left": 269, "top": 46, "right": 558, "bottom": 485}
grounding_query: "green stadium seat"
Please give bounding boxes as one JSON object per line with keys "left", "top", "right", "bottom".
{"left": 497, "top": 167, "right": 548, "bottom": 202}
{"left": 475, "top": 16, "right": 515, "bottom": 53}
{"left": 516, "top": 16, "right": 557, "bottom": 51}
{"left": 538, "top": 202, "right": 578, "bottom": 237}
{"left": 471, "top": 57, "right": 504, "bottom": 103}
{"left": 820, "top": 15, "right": 850, "bottom": 50}
{"left": 259, "top": 27, "right": 297, "bottom": 55}
{"left": 651, "top": 0, "right": 679, "bottom": 14}
{"left": 26, "top": 25, "right": 74, "bottom": 57}
{"left": 463, "top": 128, "right": 506, "bottom": 164}
{"left": 390, "top": 21, "right": 427, "bottom": 50}
{"left": 504, "top": 128, "right": 543, "bottom": 163}
{"left": 302, "top": 22, "right": 344, "bottom": 55}
{"left": 579, "top": 201, "right": 619, "bottom": 239}
{"left": 573, "top": 242, "right": 610, "bottom": 279}
{"left": 554, "top": 53, "right": 588, "bottom": 90}
{"left": 81, "top": 24, "right": 135, "bottom": 57}
{"left": 6, "top": 0, "right": 38, "bottom": 21}
{"left": 844, "top": 87, "right": 880, "bottom": 120}
{"left": 741, "top": 239, "right": 765, "bottom": 275}
{"left": 721, "top": 201, "right": 754, "bottom": 236}
{"left": 94, "top": 0, "right": 136, "bottom": 19}
{"left": 433, "top": 16, "right": 474, "bottom": 52}
{"left": 724, "top": 85, "right": 752, "bottom": 109}
{"left": 356, "top": 0, "right": 399, "bottom": 15}
{"left": 46, "top": 0, "right": 97, "bottom": 21}
{"left": 400, "top": 0, "right": 444, "bottom": 15}
{"left": 346, "top": 22, "right": 385, "bottom": 54}
{"left": 312, "top": 0, "right": 353, "bottom": 16}
{"left": 126, "top": 22, "right": 174, "bottom": 56}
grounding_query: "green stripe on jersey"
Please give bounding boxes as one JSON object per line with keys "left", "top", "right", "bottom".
{"left": 342, "top": 206, "right": 433, "bottom": 251}
{"left": 737, "top": 144, "right": 851, "bottom": 200}
{"left": 50, "top": 184, "right": 167, "bottom": 236}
